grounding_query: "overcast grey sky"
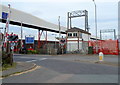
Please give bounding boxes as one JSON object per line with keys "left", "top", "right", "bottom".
{"left": 1, "top": 0, "right": 119, "bottom": 40}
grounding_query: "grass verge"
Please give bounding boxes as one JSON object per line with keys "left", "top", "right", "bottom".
{"left": 0, "top": 63, "right": 17, "bottom": 71}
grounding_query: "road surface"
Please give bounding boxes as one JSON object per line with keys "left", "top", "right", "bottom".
{"left": 2, "top": 54, "right": 118, "bottom": 83}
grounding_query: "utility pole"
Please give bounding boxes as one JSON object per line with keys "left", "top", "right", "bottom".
{"left": 114, "top": 29, "right": 116, "bottom": 40}
{"left": 67, "top": 12, "right": 69, "bottom": 30}
{"left": 54, "top": 34, "right": 57, "bottom": 54}
{"left": 21, "top": 22, "right": 23, "bottom": 49}
{"left": 92, "top": 0, "right": 98, "bottom": 53}
{"left": 5, "top": 4, "right": 11, "bottom": 54}
{"left": 58, "top": 16, "right": 61, "bottom": 40}
{"left": 69, "top": 13, "right": 72, "bottom": 29}
{"left": 58, "top": 16, "right": 61, "bottom": 54}
{"left": 100, "top": 30, "right": 102, "bottom": 40}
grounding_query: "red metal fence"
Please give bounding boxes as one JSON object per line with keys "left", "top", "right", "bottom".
{"left": 89, "top": 40, "right": 119, "bottom": 55}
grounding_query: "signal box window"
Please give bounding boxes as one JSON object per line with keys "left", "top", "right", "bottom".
{"left": 73, "top": 33, "right": 78, "bottom": 37}
{"left": 68, "top": 33, "right": 72, "bottom": 37}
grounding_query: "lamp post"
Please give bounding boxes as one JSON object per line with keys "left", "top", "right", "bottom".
{"left": 92, "top": 0, "right": 98, "bottom": 53}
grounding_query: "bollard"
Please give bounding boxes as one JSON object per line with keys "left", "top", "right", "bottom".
{"left": 99, "top": 52, "right": 104, "bottom": 61}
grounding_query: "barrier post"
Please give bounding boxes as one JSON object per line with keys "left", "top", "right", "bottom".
{"left": 99, "top": 52, "right": 104, "bottom": 61}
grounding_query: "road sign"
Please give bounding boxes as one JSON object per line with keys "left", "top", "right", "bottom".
{"left": 25, "top": 37, "right": 34, "bottom": 44}
{"left": 2, "top": 12, "right": 8, "bottom": 19}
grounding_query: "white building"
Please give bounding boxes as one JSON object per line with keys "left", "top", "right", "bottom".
{"left": 66, "top": 27, "right": 91, "bottom": 53}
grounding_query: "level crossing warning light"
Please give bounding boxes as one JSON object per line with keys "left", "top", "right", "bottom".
{"left": 7, "top": 33, "right": 19, "bottom": 43}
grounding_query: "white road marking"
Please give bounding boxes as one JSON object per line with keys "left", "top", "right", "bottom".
{"left": 39, "top": 58, "right": 47, "bottom": 61}
{"left": 26, "top": 58, "right": 47, "bottom": 62}
{"left": 26, "top": 60, "right": 37, "bottom": 62}
{"left": 19, "top": 57, "right": 33, "bottom": 59}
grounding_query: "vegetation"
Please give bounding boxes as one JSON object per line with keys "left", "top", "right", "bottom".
{"left": 27, "top": 50, "right": 39, "bottom": 54}
{"left": 2, "top": 51, "right": 13, "bottom": 66}
{"left": 0, "top": 62, "right": 16, "bottom": 71}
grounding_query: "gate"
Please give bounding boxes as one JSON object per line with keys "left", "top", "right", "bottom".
{"left": 89, "top": 40, "right": 119, "bottom": 55}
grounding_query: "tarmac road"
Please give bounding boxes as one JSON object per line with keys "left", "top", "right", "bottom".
{"left": 2, "top": 54, "right": 118, "bottom": 83}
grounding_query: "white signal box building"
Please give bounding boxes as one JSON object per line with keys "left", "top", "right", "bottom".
{"left": 66, "top": 27, "right": 91, "bottom": 53}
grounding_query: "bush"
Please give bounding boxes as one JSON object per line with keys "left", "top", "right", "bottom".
{"left": 2, "top": 51, "right": 13, "bottom": 66}
{"left": 27, "top": 50, "right": 38, "bottom": 54}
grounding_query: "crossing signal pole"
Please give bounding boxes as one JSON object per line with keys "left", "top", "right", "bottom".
{"left": 4, "top": 4, "right": 11, "bottom": 54}
{"left": 2, "top": 4, "right": 14, "bottom": 66}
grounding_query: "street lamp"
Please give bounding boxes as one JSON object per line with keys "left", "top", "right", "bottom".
{"left": 92, "top": 0, "right": 98, "bottom": 53}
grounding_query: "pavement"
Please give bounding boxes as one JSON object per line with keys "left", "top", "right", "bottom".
{"left": 1, "top": 62, "right": 37, "bottom": 78}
